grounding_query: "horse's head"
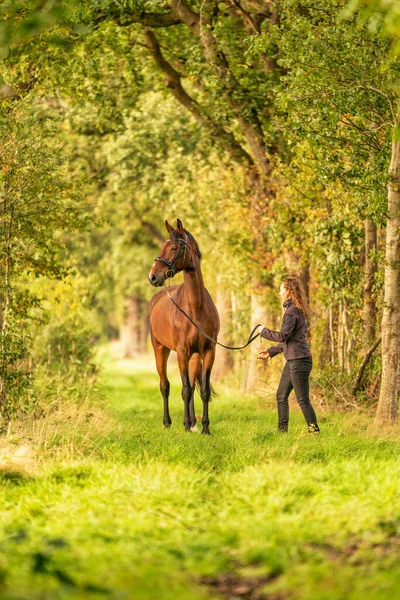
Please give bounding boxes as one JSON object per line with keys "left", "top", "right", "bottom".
{"left": 148, "top": 219, "right": 193, "bottom": 287}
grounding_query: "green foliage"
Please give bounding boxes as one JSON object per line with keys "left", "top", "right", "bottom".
{"left": 0, "top": 93, "right": 93, "bottom": 416}
{"left": 0, "top": 312, "right": 31, "bottom": 420}
{"left": 269, "top": 0, "right": 394, "bottom": 203}
{"left": 244, "top": 0, "right": 397, "bottom": 371}
{"left": 345, "top": 0, "right": 400, "bottom": 45}
{"left": 0, "top": 1, "right": 76, "bottom": 49}
{"left": 30, "top": 276, "right": 99, "bottom": 369}
{"left": 25, "top": 275, "right": 100, "bottom": 414}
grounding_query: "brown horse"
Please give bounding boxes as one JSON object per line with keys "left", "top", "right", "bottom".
{"left": 148, "top": 219, "right": 220, "bottom": 434}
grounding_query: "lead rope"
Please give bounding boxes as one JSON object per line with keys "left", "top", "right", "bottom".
{"left": 163, "top": 283, "right": 263, "bottom": 350}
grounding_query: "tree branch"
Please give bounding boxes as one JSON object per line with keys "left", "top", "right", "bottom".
{"left": 222, "top": 0, "right": 284, "bottom": 74}
{"left": 140, "top": 219, "right": 166, "bottom": 245}
{"left": 144, "top": 29, "right": 254, "bottom": 168}
{"left": 171, "top": 0, "right": 271, "bottom": 175}
{"left": 94, "top": 10, "right": 180, "bottom": 28}
{"left": 230, "top": 0, "right": 262, "bottom": 34}
{"left": 352, "top": 336, "right": 382, "bottom": 396}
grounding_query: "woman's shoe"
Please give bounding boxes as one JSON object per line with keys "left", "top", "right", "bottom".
{"left": 308, "top": 423, "right": 320, "bottom": 433}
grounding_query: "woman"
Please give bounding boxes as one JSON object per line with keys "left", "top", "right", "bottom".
{"left": 257, "top": 276, "right": 320, "bottom": 434}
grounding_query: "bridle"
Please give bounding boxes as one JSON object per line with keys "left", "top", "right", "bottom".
{"left": 154, "top": 238, "right": 187, "bottom": 279}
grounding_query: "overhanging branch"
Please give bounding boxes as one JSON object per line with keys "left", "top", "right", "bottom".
{"left": 94, "top": 10, "right": 180, "bottom": 28}
{"left": 144, "top": 28, "right": 254, "bottom": 168}
{"left": 170, "top": 0, "right": 272, "bottom": 175}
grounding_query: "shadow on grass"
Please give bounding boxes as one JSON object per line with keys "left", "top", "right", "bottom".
{"left": 0, "top": 469, "right": 32, "bottom": 485}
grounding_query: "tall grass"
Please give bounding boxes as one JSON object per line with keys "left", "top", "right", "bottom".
{"left": 0, "top": 348, "right": 399, "bottom": 599}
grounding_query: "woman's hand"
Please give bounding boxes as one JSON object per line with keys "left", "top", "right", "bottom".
{"left": 257, "top": 350, "right": 270, "bottom": 361}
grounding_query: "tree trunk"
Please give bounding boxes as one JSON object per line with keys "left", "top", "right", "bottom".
{"left": 363, "top": 219, "right": 378, "bottom": 353}
{"left": 213, "top": 280, "right": 234, "bottom": 379}
{"left": 342, "top": 299, "right": 352, "bottom": 374}
{"left": 375, "top": 138, "right": 400, "bottom": 424}
{"left": 299, "top": 263, "right": 310, "bottom": 302}
{"left": 352, "top": 336, "right": 382, "bottom": 396}
{"left": 139, "top": 307, "right": 150, "bottom": 355}
{"left": 120, "top": 296, "right": 142, "bottom": 358}
{"left": 337, "top": 300, "right": 345, "bottom": 370}
{"left": 317, "top": 308, "right": 332, "bottom": 370}
{"left": 329, "top": 304, "right": 335, "bottom": 366}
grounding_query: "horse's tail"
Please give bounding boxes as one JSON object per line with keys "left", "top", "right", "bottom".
{"left": 195, "top": 363, "right": 218, "bottom": 400}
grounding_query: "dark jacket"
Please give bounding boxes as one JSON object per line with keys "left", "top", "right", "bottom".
{"left": 260, "top": 299, "right": 311, "bottom": 361}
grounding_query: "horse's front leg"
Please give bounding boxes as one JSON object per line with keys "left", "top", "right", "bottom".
{"left": 177, "top": 351, "right": 192, "bottom": 431}
{"left": 189, "top": 353, "right": 201, "bottom": 432}
{"left": 151, "top": 336, "right": 172, "bottom": 428}
{"left": 201, "top": 347, "right": 216, "bottom": 435}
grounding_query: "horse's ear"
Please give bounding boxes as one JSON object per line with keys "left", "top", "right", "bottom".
{"left": 176, "top": 219, "right": 184, "bottom": 233}
{"left": 165, "top": 220, "right": 174, "bottom": 234}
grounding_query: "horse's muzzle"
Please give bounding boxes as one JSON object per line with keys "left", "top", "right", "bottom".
{"left": 148, "top": 272, "right": 163, "bottom": 287}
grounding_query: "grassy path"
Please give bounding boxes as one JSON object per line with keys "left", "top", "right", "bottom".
{"left": 0, "top": 350, "right": 400, "bottom": 599}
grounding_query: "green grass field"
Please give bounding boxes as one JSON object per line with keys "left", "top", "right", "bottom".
{"left": 1, "top": 349, "right": 400, "bottom": 599}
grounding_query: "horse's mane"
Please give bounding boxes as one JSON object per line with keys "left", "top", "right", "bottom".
{"left": 171, "top": 229, "right": 202, "bottom": 260}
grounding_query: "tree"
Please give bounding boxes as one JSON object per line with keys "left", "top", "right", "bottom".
{"left": 254, "top": 0, "right": 400, "bottom": 419}
{"left": 346, "top": 1, "right": 400, "bottom": 421}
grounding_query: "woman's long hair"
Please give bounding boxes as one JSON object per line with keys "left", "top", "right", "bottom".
{"left": 283, "top": 276, "right": 310, "bottom": 318}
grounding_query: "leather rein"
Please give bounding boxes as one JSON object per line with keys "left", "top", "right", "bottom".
{"left": 154, "top": 239, "right": 263, "bottom": 351}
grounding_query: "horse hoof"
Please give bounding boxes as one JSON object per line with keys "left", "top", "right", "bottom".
{"left": 163, "top": 423, "right": 172, "bottom": 428}
{"left": 202, "top": 429, "right": 211, "bottom": 435}
{"left": 190, "top": 424, "right": 199, "bottom": 433}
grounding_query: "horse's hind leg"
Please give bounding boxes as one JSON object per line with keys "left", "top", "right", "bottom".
{"left": 152, "top": 337, "right": 172, "bottom": 428}
{"left": 201, "top": 347, "right": 216, "bottom": 435}
{"left": 188, "top": 353, "right": 201, "bottom": 432}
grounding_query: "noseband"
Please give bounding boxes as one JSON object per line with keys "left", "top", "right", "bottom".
{"left": 155, "top": 239, "right": 187, "bottom": 279}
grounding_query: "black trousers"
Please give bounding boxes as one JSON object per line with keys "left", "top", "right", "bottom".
{"left": 276, "top": 357, "right": 319, "bottom": 432}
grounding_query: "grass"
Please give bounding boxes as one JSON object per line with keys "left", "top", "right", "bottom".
{"left": 1, "top": 347, "right": 400, "bottom": 599}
